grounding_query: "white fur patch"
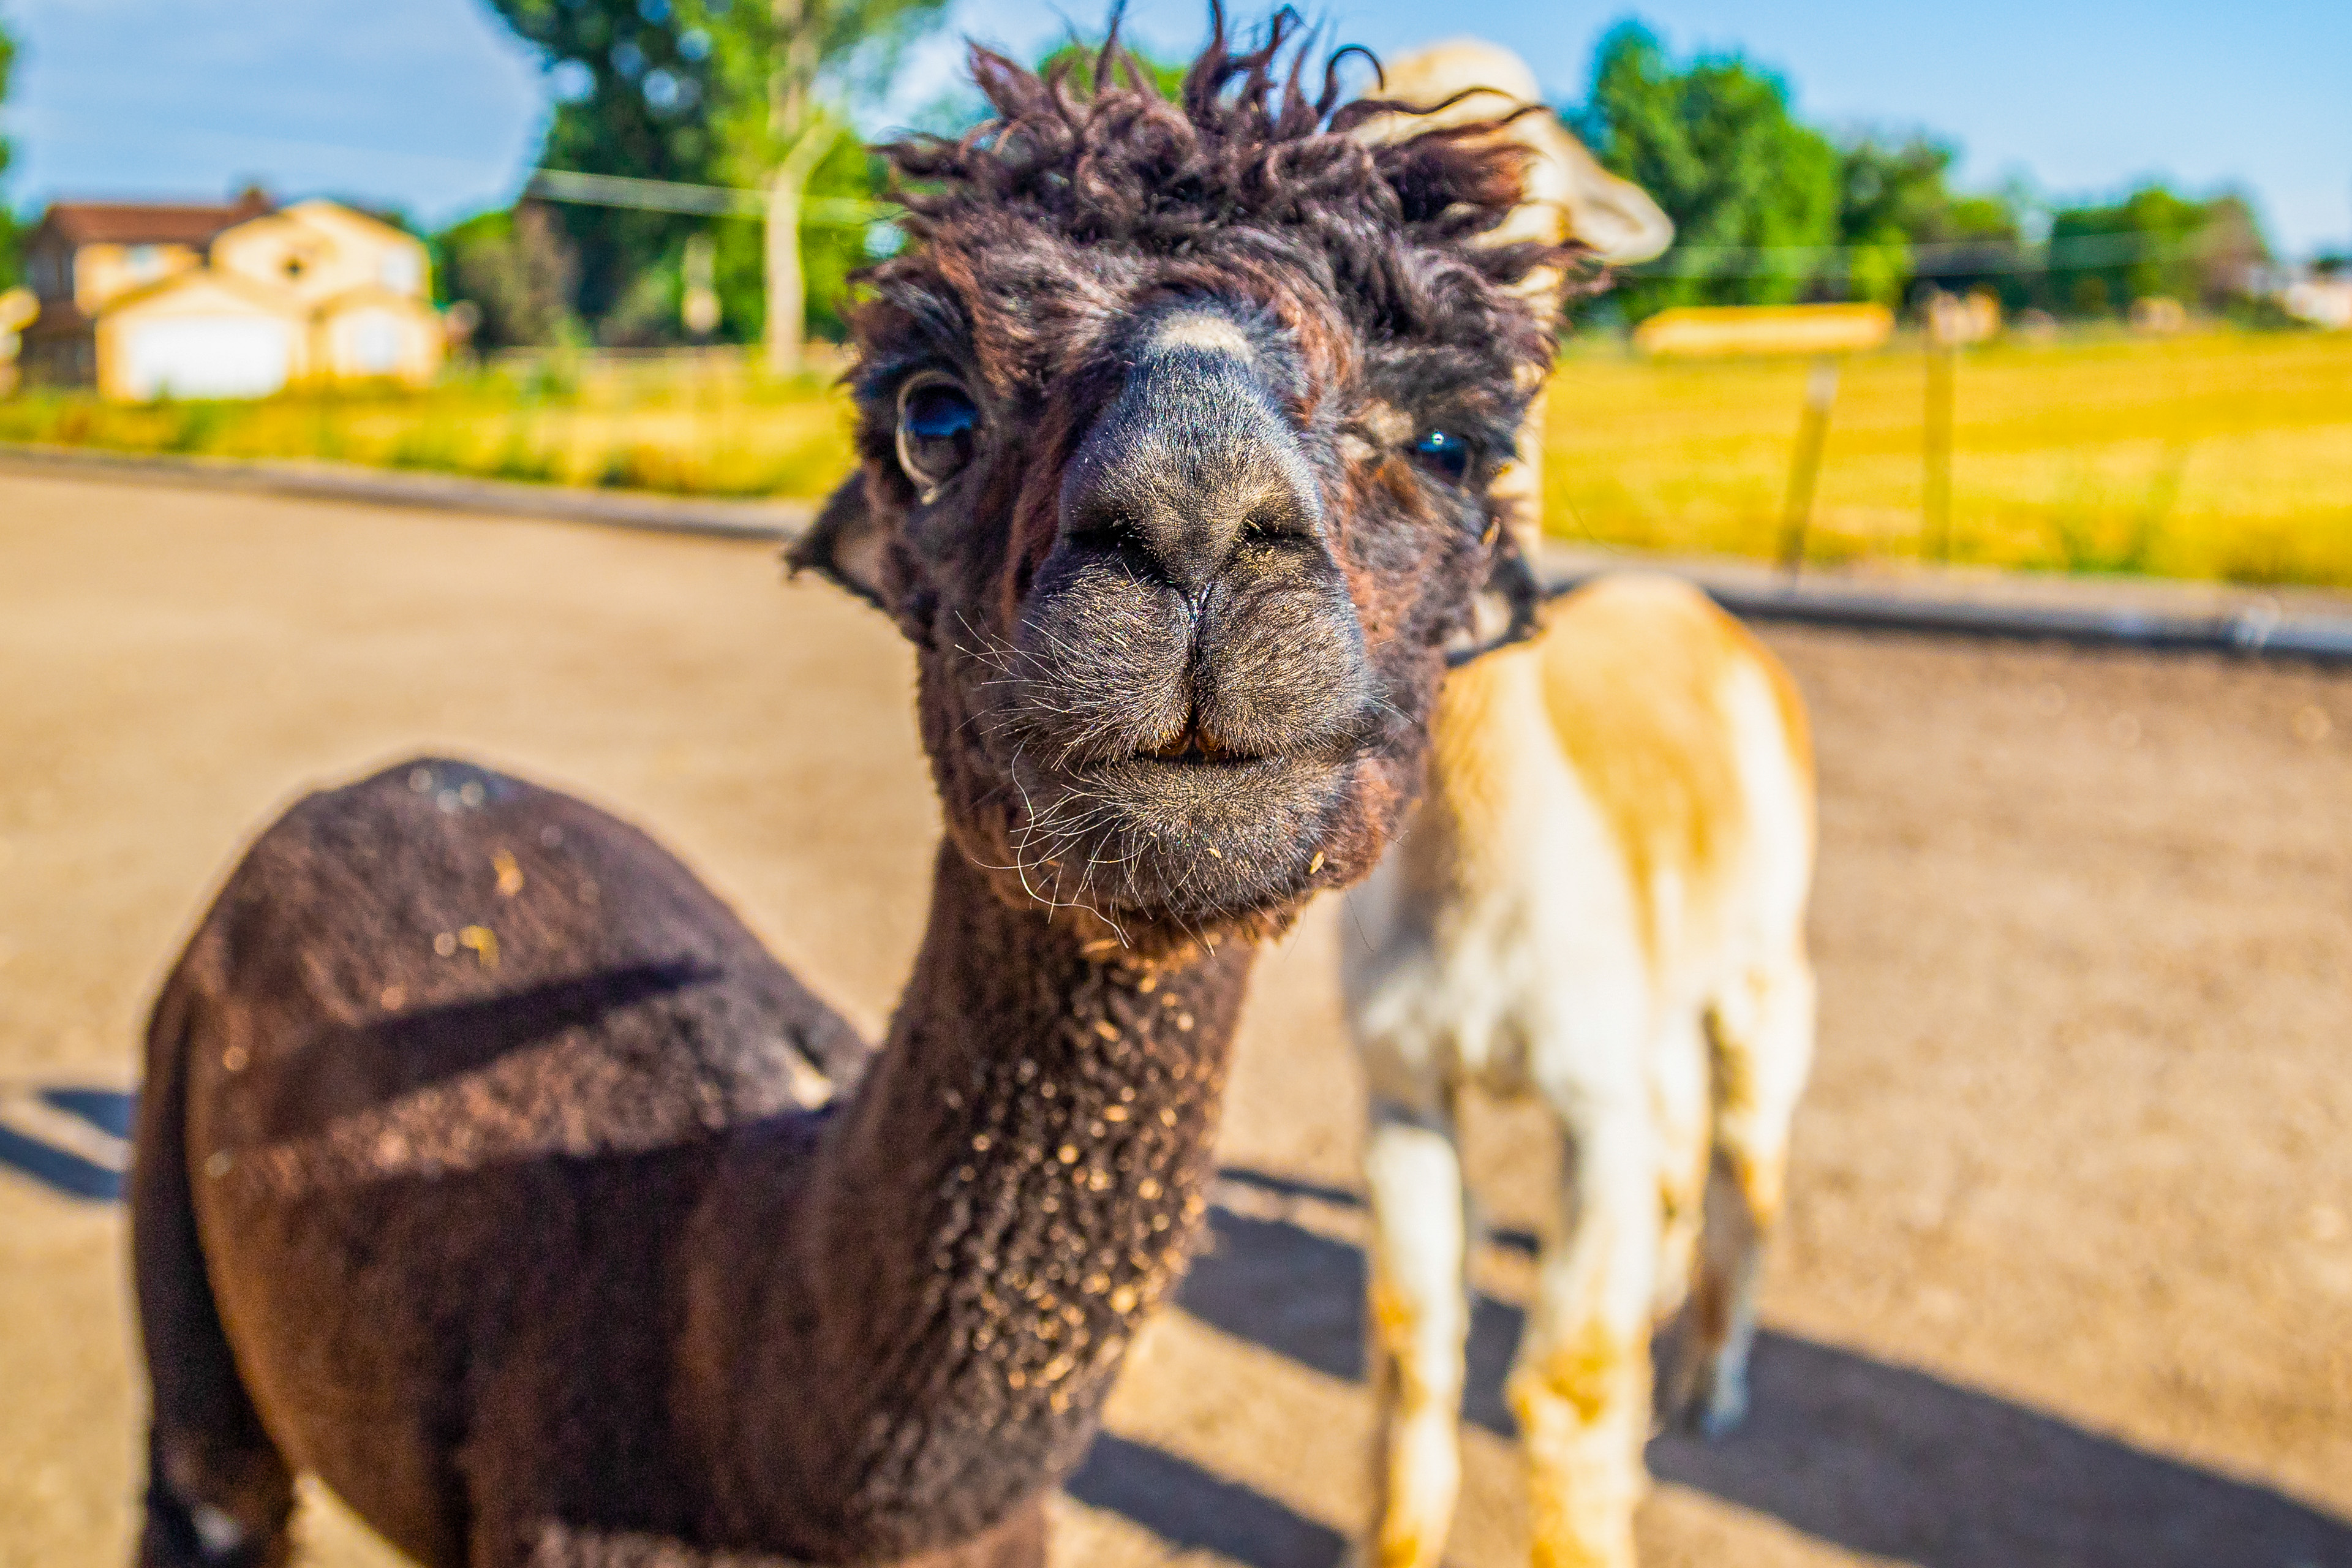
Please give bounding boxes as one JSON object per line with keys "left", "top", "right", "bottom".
{"left": 1151, "top": 313, "right": 1254, "bottom": 355}
{"left": 190, "top": 1503, "right": 246, "bottom": 1559}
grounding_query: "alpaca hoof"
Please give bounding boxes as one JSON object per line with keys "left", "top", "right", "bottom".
{"left": 1665, "top": 1357, "right": 1749, "bottom": 1440}
{"left": 140, "top": 1494, "right": 284, "bottom": 1568}
{"left": 1689, "top": 1382, "right": 1749, "bottom": 1440}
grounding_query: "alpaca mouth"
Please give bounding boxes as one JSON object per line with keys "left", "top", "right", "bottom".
{"left": 1134, "top": 745, "right": 1261, "bottom": 767}
{"left": 1015, "top": 746, "right": 1350, "bottom": 927}
{"left": 1136, "top": 718, "right": 1259, "bottom": 767}
{"left": 1068, "top": 750, "right": 1303, "bottom": 790}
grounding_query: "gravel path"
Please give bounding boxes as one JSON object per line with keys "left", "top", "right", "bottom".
{"left": 2, "top": 470, "right": 2346, "bottom": 1567}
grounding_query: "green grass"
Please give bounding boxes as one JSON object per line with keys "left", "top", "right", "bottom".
{"left": 6, "top": 330, "right": 2349, "bottom": 587}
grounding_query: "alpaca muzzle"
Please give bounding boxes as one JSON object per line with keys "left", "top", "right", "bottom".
{"left": 1054, "top": 308, "right": 1325, "bottom": 594}
{"left": 983, "top": 308, "right": 1384, "bottom": 925}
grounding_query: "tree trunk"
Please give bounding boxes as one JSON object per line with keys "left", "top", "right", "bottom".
{"left": 764, "top": 169, "right": 807, "bottom": 379}
{"left": 764, "top": 0, "right": 825, "bottom": 380}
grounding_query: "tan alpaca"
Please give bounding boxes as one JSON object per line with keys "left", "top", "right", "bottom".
{"left": 1346, "top": 44, "right": 1818, "bottom": 1568}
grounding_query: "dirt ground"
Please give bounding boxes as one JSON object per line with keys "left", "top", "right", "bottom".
{"left": 2, "top": 468, "right": 2348, "bottom": 1568}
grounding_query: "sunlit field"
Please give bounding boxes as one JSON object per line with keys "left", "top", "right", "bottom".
{"left": 0, "top": 351, "right": 859, "bottom": 502}
{"left": 6, "top": 329, "right": 2348, "bottom": 587}
{"left": 1544, "top": 328, "right": 2352, "bottom": 586}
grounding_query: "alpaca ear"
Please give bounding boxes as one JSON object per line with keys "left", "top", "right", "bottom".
{"left": 788, "top": 473, "right": 891, "bottom": 612}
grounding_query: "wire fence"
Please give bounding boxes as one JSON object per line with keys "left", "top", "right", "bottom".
{"left": 1617, "top": 228, "right": 2245, "bottom": 281}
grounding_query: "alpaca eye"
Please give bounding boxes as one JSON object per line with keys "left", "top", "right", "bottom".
{"left": 897, "top": 377, "right": 980, "bottom": 497}
{"left": 1409, "top": 429, "right": 1471, "bottom": 484}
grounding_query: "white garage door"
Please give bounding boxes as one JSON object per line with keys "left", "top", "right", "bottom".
{"left": 123, "top": 315, "right": 293, "bottom": 400}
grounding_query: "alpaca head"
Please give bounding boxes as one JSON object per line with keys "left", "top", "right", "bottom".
{"left": 794, "top": 12, "right": 1571, "bottom": 949}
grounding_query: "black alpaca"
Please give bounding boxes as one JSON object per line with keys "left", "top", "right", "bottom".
{"left": 132, "top": 18, "right": 1572, "bottom": 1566}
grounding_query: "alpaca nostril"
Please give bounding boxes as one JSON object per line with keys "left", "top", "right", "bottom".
{"left": 1067, "top": 504, "right": 1143, "bottom": 554}
{"left": 1239, "top": 509, "right": 1295, "bottom": 546}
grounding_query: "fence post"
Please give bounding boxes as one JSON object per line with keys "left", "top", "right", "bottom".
{"left": 1923, "top": 297, "right": 1959, "bottom": 561}
{"left": 1779, "top": 355, "right": 1840, "bottom": 574}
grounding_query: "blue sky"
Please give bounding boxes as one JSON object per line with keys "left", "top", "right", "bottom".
{"left": 5, "top": 0, "right": 2346, "bottom": 254}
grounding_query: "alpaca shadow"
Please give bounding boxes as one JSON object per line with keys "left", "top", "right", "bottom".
{"left": 1068, "top": 1436, "right": 1346, "bottom": 1568}
{"left": 0, "top": 1085, "right": 136, "bottom": 1200}
{"left": 7, "top": 1110, "right": 2343, "bottom": 1567}
{"left": 238, "top": 960, "right": 722, "bottom": 1142}
{"left": 0, "top": 965, "right": 725, "bottom": 1194}
{"left": 1191, "top": 1167, "right": 2352, "bottom": 1568}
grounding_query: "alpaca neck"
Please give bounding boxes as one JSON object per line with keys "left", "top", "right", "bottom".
{"left": 687, "top": 842, "right": 1255, "bottom": 1558}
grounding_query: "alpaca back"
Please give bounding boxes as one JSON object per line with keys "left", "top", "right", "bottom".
{"left": 1531, "top": 573, "right": 1812, "bottom": 989}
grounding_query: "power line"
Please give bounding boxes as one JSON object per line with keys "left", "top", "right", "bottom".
{"left": 9, "top": 104, "right": 895, "bottom": 230}
{"left": 520, "top": 168, "right": 891, "bottom": 228}
{"left": 1623, "top": 228, "right": 2253, "bottom": 280}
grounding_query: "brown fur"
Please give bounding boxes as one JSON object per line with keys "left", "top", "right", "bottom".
{"left": 132, "top": 15, "right": 1564, "bottom": 1568}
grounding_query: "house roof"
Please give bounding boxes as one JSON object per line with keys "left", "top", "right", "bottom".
{"left": 33, "top": 191, "right": 275, "bottom": 249}
{"left": 97, "top": 265, "right": 308, "bottom": 322}
{"left": 312, "top": 282, "right": 441, "bottom": 317}
{"left": 282, "top": 198, "right": 420, "bottom": 244}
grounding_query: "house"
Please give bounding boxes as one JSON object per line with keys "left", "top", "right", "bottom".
{"left": 2282, "top": 272, "right": 2352, "bottom": 330}
{"left": 0, "top": 288, "right": 36, "bottom": 395}
{"left": 17, "top": 192, "right": 443, "bottom": 400}
{"left": 18, "top": 191, "right": 274, "bottom": 393}
{"left": 211, "top": 202, "right": 443, "bottom": 381}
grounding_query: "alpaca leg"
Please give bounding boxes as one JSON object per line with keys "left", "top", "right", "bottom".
{"left": 132, "top": 982, "right": 295, "bottom": 1568}
{"left": 1363, "top": 1096, "right": 1471, "bottom": 1568}
{"left": 1666, "top": 941, "right": 1815, "bottom": 1438}
{"left": 1510, "top": 1091, "right": 1656, "bottom": 1568}
{"left": 1646, "top": 1008, "right": 1713, "bottom": 1325}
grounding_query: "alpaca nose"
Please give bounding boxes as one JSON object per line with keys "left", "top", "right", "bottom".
{"left": 1057, "top": 327, "right": 1324, "bottom": 595}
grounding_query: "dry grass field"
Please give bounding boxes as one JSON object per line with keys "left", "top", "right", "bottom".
{"left": 4, "top": 327, "right": 2346, "bottom": 584}
{"left": 3, "top": 469, "right": 2348, "bottom": 1568}
{"left": 0, "top": 354, "right": 856, "bottom": 500}
{"left": 1543, "top": 329, "right": 2352, "bottom": 586}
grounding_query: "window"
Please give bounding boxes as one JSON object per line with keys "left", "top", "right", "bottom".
{"left": 378, "top": 248, "right": 422, "bottom": 295}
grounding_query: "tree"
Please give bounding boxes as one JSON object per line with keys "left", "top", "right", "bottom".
{"left": 1836, "top": 134, "right": 1946, "bottom": 304}
{"left": 0, "top": 7, "right": 18, "bottom": 289}
{"left": 1834, "top": 133, "right": 2025, "bottom": 307}
{"left": 436, "top": 202, "right": 583, "bottom": 350}
{"left": 481, "top": 0, "right": 729, "bottom": 328}
{"left": 2048, "top": 184, "right": 2271, "bottom": 317}
{"left": 709, "top": 129, "right": 883, "bottom": 346}
{"left": 1035, "top": 39, "right": 1186, "bottom": 101}
{"left": 691, "top": 0, "right": 947, "bottom": 373}
{"left": 1573, "top": 21, "right": 1840, "bottom": 317}
{"left": 909, "top": 37, "right": 1185, "bottom": 142}
{"left": 477, "top": 0, "right": 945, "bottom": 366}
